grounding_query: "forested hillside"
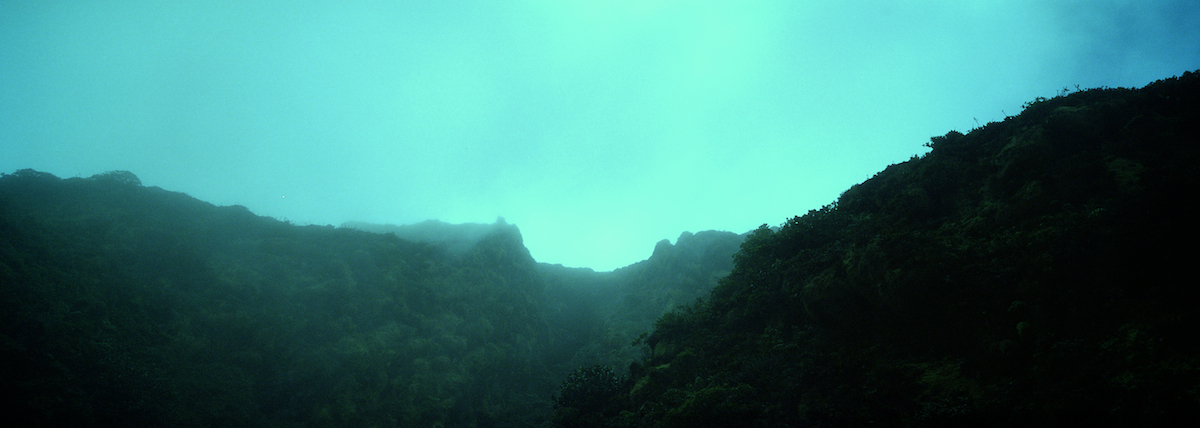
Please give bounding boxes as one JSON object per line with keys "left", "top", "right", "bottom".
{"left": 0, "top": 171, "right": 739, "bottom": 424}
{"left": 343, "top": 221, "right": 745, "bottom": 379}
{"left": 5, "top": 69, "right": 1198, "bottom": 428}
{"left": 539, "top": 230, "right": 745, "bottom": 374}
{"left": 0, "top": 171, "right": 741, "bottom": 427}
{"left": 0, "top": 170, "right": 547, "bottom": 426}
{"left": 554, "top": 71, "right": 1200, "bottom": 427}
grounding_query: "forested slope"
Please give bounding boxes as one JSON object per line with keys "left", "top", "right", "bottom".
{"left": 555, "top": 71, "right": 1200, "bottom": 427}
{"left": 7, "top": 69, "right": 1197, "bottom": 427}
{"left": 0, "top": 169, "right": 743, "bottom": 427}
{"left": 345, "top": 220, "right": 746, "bottom": 380}
{"left": 539, "top": 230, "right": 745, "bottom": 375}
{"left": 0, "top": 170, "right": 563, "bottom": 426}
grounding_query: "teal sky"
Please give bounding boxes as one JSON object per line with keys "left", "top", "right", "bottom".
{"left": 3, "top": 0, "right": 1198, "bottom": 271}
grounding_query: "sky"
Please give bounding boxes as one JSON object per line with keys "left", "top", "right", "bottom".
{"left": 3, "top": 0, "right": 1198, "bottom": 271}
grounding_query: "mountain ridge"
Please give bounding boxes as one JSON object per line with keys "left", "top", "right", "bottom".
{"left": 0, "top": 169, "right": 745, "bottom": 426}
{"left": 554, "top": 70, "right": 1200, "bottom": 427}
{"left": 4, "top": 69, "right": 1198, "bottom": 427}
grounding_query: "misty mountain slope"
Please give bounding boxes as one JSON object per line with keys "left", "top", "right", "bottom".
{"left": 342, "top": 219, "right": 513, "bottom": 257}
{"left": 0, "top": 168, "right": 747, "bottom": 427}
{"left": 0, "top": 172, "right": 558, "bottom": 427}
{"left": 345, "top": 218, "right": 748, "bottom": 376}
{"left": 554, "top": 72, "right": 1200, "bottom": 427}
{"left": 538, "top": 230, "right": 746, "bottom": 373}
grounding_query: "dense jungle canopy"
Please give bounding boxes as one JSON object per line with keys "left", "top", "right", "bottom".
{"left": 553, "top": 71, "right": 1200, "bottom": 427}
{"left": 3, "top": 70, "right": 1199, "bottom": 427}
{"left": 0, "top": 167, "right": 740, "bottom": 427}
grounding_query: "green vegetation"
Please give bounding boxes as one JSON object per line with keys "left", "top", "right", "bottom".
{"left": 0, "top": 169, "right": 559, "bottom": 426}
{"left": 0, "top": 169, "right": 740, "bottom": 426}
{"left": 562, "top": 70, "right": 1200, "bottom": 426}
{"left": 3, "top": 70, "right": 1199, "bottom": 427}
{"left": 552, "top": 364, "right": 624, "bottom": 426}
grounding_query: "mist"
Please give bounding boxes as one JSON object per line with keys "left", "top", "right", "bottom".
{"left": 3, "top": 0, "right": 1198, "bottom": 270}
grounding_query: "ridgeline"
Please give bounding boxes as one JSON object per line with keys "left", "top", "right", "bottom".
{"left": 555, "top": 70, "right": 1200, "bottom": 427}
{"left": 3, "top": 70, "right": 1199, "bottom": 427}
{"left": 0, "top": 169, "right": 741, "bottom": 426}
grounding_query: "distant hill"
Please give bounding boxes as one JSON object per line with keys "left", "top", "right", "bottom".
{"left": 538, "top": 230, "right": 746, "bottom": 373}
{"left": 342, "top": 219, "right": 514, "bottom": 256}
{"left": 0, "top": 169, "right": 559, "bottom": 426}
{"left": 343, "top": 219, "right": 747, "bottom": 376}
{"left": 0, "top": 169, "right": 743, "bottom": 427}
{"left": 9, "top": 69, "right": 1197, "bottom": 427}
{"left": 554, "top": 71, "right": 1200, "bottom": 427}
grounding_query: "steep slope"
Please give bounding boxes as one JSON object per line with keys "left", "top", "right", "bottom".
{"left": 0, "top": 172, "right": 553, "bottom": 427}
{"left": 0, "top": 170, "right": 747, "bottom": 427}
{"left": 539, "top": 230, "right": 745, "bottom": 373}
{"left": 556, "top": 71, "right": 1200, "bottom": 427}
{"left": 341, "top": 220, "right": 747, "bottom": 377}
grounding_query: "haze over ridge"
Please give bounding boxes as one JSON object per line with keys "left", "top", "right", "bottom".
{"left": 3, "top": 0, "right": 1198, "bottom": 270}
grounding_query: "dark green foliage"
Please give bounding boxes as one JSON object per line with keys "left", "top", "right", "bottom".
{"left": 564, "top": 70, "right": 1200, "bottom": 427}
{"left": 538, "top": 230, "right": 744, "bottom": 374}
{"left": 0, "top": 169, "right": 745, "bottom": 427}
{"left": 551, "top": 365, "right": 628, "bottom": 428}
{"left": 88, "top": 170, "right": 143, "bottom": 186}
{"left": 8, "top": 69, "right": 1199, "bottom": 427}
{"left": 555, "top": 365, "right": 623, "bottom": 411}
{"left": 0, "top": 172, "right": 555, "bottom": 426}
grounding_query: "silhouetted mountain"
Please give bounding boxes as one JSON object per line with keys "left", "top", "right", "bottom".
{"left": 0, "top": 169, "right": 744, "bottom": 427}
{"left": 616, "top": 230, "right": 745, "bottom": 317}
{"left": 0, "top": 172, "right": 556, "bottom": 426}
{"left": 537, "top": 230, "right": 746, "bottom": 374}
{"left": 7, "top": 69, "right": 1197, "bottom": 428}
{"left": 342, "top": 218, "right": 514, "bottom": 257}
{"left": 553, "top": 71, "right": 1200, "bottom": 427}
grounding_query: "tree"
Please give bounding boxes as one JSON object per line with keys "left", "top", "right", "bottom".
{"left": 555, "top": 365, "right": 622, "bottom": 412}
